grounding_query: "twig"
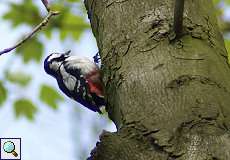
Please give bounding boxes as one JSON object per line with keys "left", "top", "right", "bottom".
{"left": 173, "top": 0, "right": 185, "bottom": 38}
{"left": 41, "top": 0, "right": 50, "bottom": 12}
{"left": 0, "top": 11, "right": 60, "bottom": 56}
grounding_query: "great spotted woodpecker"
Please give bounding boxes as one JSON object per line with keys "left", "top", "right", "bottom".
{"left": 44, "top": 51, "right": 104, "bottom": 113}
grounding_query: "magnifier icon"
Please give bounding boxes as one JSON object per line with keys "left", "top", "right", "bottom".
{"left": 3, "top": 141, "right": 18, "bottom": 157}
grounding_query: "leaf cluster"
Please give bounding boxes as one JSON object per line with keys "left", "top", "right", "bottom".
{"left": 0, "top": 0, "right": 89, "bottom": 120}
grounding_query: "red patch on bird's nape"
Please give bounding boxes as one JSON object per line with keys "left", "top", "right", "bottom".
{"left": 87, "top": 80, "right": 104, "bottom": 96}
{"left": 85, "top": 70, "right": 104, "bottom": 97}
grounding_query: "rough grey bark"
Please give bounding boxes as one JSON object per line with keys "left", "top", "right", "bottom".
{"left": 84, "top": 0, "right": 230, "bottom": 159}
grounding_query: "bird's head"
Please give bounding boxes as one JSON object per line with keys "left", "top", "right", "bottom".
{"left": 44, "top": 50, "right": 71, "bottom": 77}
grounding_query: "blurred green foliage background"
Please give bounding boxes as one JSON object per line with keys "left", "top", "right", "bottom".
{"left": 0, "top": 0, "right": 91, "bottom": 119}
{"left": 0, "top": 0, "right": 229, "bottom": 121}
{"left": 0, "top": 0, "right": 230, "bottom": 159}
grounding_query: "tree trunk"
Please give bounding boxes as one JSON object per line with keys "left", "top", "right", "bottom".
{"left": 84, "top": 0, "right": 230, "bottom": 159}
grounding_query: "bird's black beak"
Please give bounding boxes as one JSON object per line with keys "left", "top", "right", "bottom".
{"left": 64, "top": 50, "right": 71, "bottom": 55}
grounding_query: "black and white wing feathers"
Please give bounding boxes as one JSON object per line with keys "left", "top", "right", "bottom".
{"left": 59, "top": 61, "right": 101, "bottom": 113}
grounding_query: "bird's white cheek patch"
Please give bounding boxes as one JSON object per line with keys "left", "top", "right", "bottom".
{"left": 47, "top": 53, "right": 60, "bottom": 62}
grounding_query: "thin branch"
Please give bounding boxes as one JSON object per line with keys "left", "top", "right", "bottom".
{"left": 41, "top": 0, "right": 50, "bottom": 12}
{"left": 173, "top": 0, "right": 185, "bottom": 38}
{"left": 0, "top": 11, "right": 60, "bottom": 56}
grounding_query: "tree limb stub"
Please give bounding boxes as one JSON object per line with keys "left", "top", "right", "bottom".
{"left": 173, "top": 0, "right": 185, "bottom": 38}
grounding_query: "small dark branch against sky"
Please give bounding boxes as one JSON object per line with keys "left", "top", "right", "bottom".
{"left": 0, "top": 11, "right": 59, "bottom": 56}
{"left": 41, "top": 0, "right": 50, "bottom": 12}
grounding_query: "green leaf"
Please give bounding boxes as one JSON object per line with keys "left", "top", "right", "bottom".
{"left": 43, "top": 29, "right": 52, "bottom": 39}
{"left": 5, "top": 71, "right": 31, "bottom": 87}
{"left": 14, "top": 99, "right": 37, "bottom": 120}
{"left": 3, "top": 0, "right": 41, "bottom": 27}
{"left": 39, "top": 84, "right": 63, "bottom": 109}
{"left": 54, "top": 12, "right": 89, "bottom": 40}
{"left": 212, "top": 0, "right": 220, "bottom": 5}
{"left": 16, "top": 38, "right": 43, "bottom": 63}
{"left": 40, "top": 3, "right": 89, "bottom": 40}
{"left": 61, "top": 14, "right": 89, "bottom": 40}
{"left": 226, "top": 0, "right": 230, "bottom": 5}
{"left": 49, "top": 3, "right": 67, "bottom": 12}
{"left": 0, "top": 82, "right": 7, "bottom": 107}
{"left": 67, "top": 0, "right": 80, "bottom": 2}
